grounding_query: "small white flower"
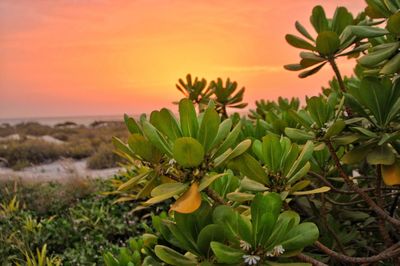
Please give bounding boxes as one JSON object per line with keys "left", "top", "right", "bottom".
{"left": 240, "top": 240, "right": 252, "bottom": 251}
{"left": 243, "top": 254, "right": 260, "bottom": 265}
{"left": 266, "top": 244, "right": 285, "bottom": 257}
{"left": 168, "top": 159, "right": 176, "bottom": 165}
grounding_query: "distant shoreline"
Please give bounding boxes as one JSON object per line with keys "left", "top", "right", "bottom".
{"left": 0, "top": 114, "right": 128, "bottom": 126}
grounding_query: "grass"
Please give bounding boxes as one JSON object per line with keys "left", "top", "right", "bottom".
{"left": 0, "top": 177, "right": 164, "bottom": 265}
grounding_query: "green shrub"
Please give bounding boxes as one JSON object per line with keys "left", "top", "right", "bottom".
{"left": 65, "top": 139, "right": 94, "bottom": 159}
{"left": 87, "top": 144, "right": 121, "bottom": 169}
{"left": 0, "top": 139, "right": 63, "bottom": 168}
{"left": 107, "top": 1, "right": 400, "bottom": 265}
{"left": 15, "top": 122, "right": 53, "bottom": 136}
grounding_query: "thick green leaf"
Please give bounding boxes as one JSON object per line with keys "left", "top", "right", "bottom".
{"left": 306, "top": 96, "right": 333, "bottom": 128}
{"left": 366, "top": 144, "right": 395, "bottom": 165}
{"left": 342, "top": 145, "right": 371, "bottom": 164}
{"left": 179, "top": 99, "right": 199, "bottom": 138}
{"left": 173, "top": 137, "right": 205, "bottom": 168}
{"left": 298, "top": 62, "right": 326, "bottom": 78}
{"left": 358, "top": 42, "right": 399, "bottom": 67}
{"left": 295, "top": 21, "right": 314, "bottom": 41}
{"left": 264, "top": 211, "right": 298, "bottom": 250}
{"left": 145, "top": 183, "right": 188, "bottom": 205}
{"left": 198, "top": 105, "right": 220, "bottom": 153}
{"left": 284, "top": 64, "right": 307, "bottom": 71}
{"left": 150, "top": 109, "right": 182, "bottom": 141}
{"left": 381, "top": 52, "right": 400, "bottom": 74}
{"left": 316, "top": 31, "right": 340, "bottom": 55}
{"left": 387, "top": 12, "right": 400, "bottom": 35}
{"left": 240, "top": 177, "right": 268, "bottom": 191}
{"left": 151, "top": 182, "right": 188, "bottom": 197}
{"left": 252, "top": 193, "right": 282, "bottom": 246}
{"left": 262, "top": 135, "right": 282, "bottom": 172}
{"left": 213, "top": 121, "right": 242, "bottom": 158}
{"left": 128, "top": 134, "right": 160, "bottom": 162}
{"left": 199, "top": 173, "right": 227, "bottom": 191}
{"left": 349, "top": 26, "right": 389, "bottom": 38}
{"left": 142, "top": 121, "right": 173, "bottom": 156}
{"left": 210, "top": 242, "right": 244, "bottom": 264}
{"left": 332, "top": 7, "right": 354, "bottom": 35}
{"left": 324, "top": 119, "right": 346, "bottom": 138}
{"left": 213, "top": 205, "right": 252, "bottom": 244}
{"left": 310, "top": 6, "right": 329, "bottom": 33}
{"left": 210, "top": 119, "right": 232, "bottom": 150}
{"left": 289, "top": 180, "right": 311, "bottom": 193}
{"left": 173, "top": 202, "right": 213, "bottom": 252}
{"left": 226, "top": 192, "right": 255, "bottom": 202}
{"left": 281, "top": 222, "right": 319, "bottom": 251}
{"left": 229, "top": 153, "right": 269, "bottom": 184}
{"left": 112, "top": 136, "right": 135, "bottom": 158}
{"left": 365, "top": 0, "right": 391, "bottom": 18}
{"left": 124, "top": 114, "right": 142, "bottom": 134}
{"left": 227, "top": 139, "right": 252, "bottom": 161}
{"left": 285, "top": 128, "right": 315, "bottom": 142}
{"left": 154, "top": 245, "right": 197, "bottom": 266}
{"left": 258, "top": 212, "right": 277, "bottom": 247}
{"left": 285, "top": 34, "right": 315, "bottom": 51}
{"left": 197, "top": 224, "right": 226, "bottom": 256}
{"left": 287, "top": 141, "right": 313, "bottom": 178}
{"left": 287, "top": 162, "right": 311, "bottom": 185}
{"left": 300, "top": 51, "right": 325, "bottom": 61}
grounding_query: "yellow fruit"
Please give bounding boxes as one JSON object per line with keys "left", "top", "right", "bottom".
{"left": 381, "top": 161, "right": 400, "bottom": 186}
{"left": 170, "top": 182, "right": 201, "bottom": 213}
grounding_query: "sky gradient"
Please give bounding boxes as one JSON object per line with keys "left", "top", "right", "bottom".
{"left": 0, "top": 0, "right": 365, "bottom": 119}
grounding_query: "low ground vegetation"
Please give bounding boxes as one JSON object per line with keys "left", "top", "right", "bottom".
{"left": 0, "top": 122, "right": 128, "bottom": 170}
{"left": 0, "top": 178, "right": 166, "bottom": 265}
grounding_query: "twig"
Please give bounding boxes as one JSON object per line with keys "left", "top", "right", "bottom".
{"left": 376, "top": 165, "right": 393, "bottom": 247}
{"left": 296, "top": 253, "right": 328, "bottom": 266}
{"left": 320, "top": 194, "right": 348, "bottom": 255}
{"left": 308, "top": 171, "right": 373, "bottom": 194}
{"left": 205, "top": 187, "right": 227, "bottom": 205}
{"left": 315, "top": 241, "right": 400, "bottom": 263}
{"left": 325, "top": 140, "right": 400, "bottom": 228}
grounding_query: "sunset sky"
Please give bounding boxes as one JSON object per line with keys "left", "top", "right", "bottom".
{"left": 0, "top": 0, "right": 365, "bottom": 119}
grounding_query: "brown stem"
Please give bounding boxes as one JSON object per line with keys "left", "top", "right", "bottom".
{"left": 296, "top": 253, "right": 328, "bottom": 266}
{"left": 328, "top": 58, "right": 353, "bottom": 116}
{"left": 325, "top": 140, "right": 400, "bottom": 228}
{"left": 320, "top": 194, "right": 348, "bottom": 255}
{"left": 308, "top": 171, "right": 374, "bottom": 194}
{"left": 205, "top": 187, "right": 227, "bottom": 205}
{"left": 376, "top": 165, "right": 393, "bottom": 247}
{"left": 324, "top": 192, "right": 400, "bottom": 206}
{"left": 315, "top": 241, "right": 400, "bottom": 264}
{"left": 328, "top": 58, "right": 346, "bottom": 93}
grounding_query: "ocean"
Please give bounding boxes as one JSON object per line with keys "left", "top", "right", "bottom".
{"left": 0, "top": 115, "right": 126, "bottom": 126}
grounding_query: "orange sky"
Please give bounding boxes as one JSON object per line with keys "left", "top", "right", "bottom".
{"left": 0, "top": 0, "right": 365, "bottom": 119}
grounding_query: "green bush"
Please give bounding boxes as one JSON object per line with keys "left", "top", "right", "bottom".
{"left": 87, "top": 144, "right": 121, "bottom": 169}
{"left": 107, "top": 1, "right": 400, "bottom": 265}
{"left": 0, "top": 139, "right": 63, "bottom": 169}
{"left": 15, "top": 122, "right": 54, "bottom": 136}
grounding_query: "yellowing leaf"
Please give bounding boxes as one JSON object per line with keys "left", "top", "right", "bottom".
{"left": 170, "top": 182, "right": 201, "bottom": 214}
{"left": 292, "top": 186, "right": 331, "bottom": 195}
{"left": 381, "top": 161, "right": 400, "bottom": 186}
